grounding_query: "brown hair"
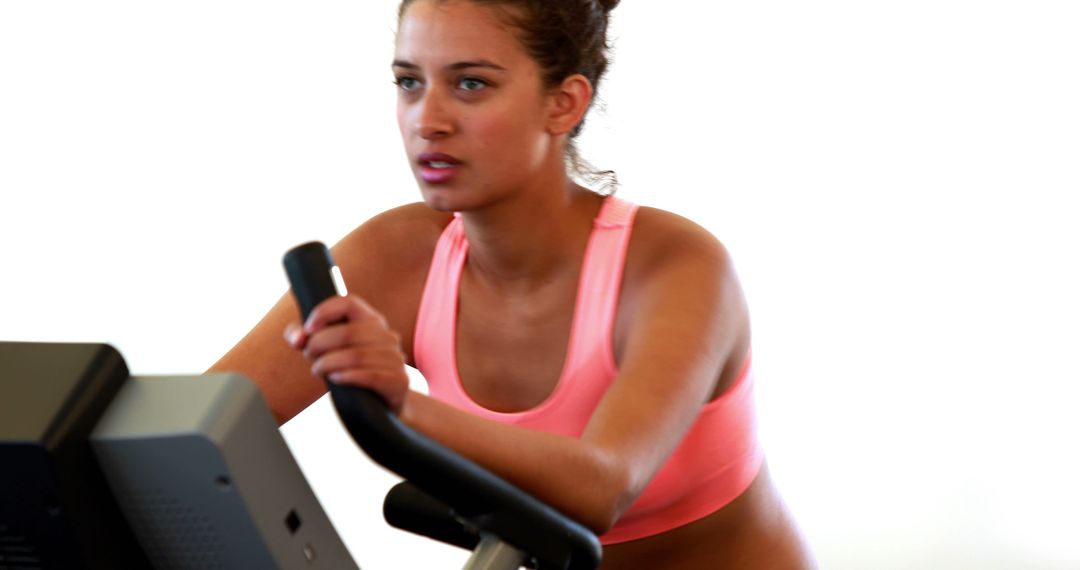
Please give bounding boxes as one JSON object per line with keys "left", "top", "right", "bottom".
{"left": 398, "top": 0, "right": 620, "bottom": 193}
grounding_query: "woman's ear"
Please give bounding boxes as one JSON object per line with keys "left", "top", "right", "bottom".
{"left": 546, "top": 74, "right": 594, "bottom": 136}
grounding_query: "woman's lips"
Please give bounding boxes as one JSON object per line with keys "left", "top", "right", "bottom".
{"left": 418, "top": 152, "right": 461, "bottom": 184}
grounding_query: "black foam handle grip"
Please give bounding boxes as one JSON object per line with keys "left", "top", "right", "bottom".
{"left": 283, "top": 241, "right": 389, "bottom": 412}
{"left": 282, "top": 241, "right": 601, "bottom": 570}
{"left": 283, "top": 241, "right": 341, "bottom": 322}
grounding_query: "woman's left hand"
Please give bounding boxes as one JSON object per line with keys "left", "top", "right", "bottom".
{"left": 284, "top": 294, "right": 410, "bottom": 414}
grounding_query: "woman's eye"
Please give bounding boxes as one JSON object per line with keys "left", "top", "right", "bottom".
{"left": 394, "top": 76, "right": 420, "bottom": 91}
{"left": 459, "top": 77, "right": 488, "bottom": 92}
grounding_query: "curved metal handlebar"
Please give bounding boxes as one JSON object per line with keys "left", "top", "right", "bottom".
{"left": 283, "top": 241, "right": 601, "bottom": 570}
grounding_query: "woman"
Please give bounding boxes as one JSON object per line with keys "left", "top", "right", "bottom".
{"left": 211, "top": 0, "right": 814, "bottom": 567}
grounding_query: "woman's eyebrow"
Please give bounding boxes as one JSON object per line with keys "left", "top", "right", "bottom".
{"left": 391, "top": 59, "right": 508, "bottom": 72}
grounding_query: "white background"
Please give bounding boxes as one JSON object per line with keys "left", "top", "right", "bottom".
{"left": 2, "top": 2, "right": 1079, "bottom": 568}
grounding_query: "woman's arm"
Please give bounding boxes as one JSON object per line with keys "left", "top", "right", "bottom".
{"left": 297, "top": 209, "right": 749, "bottom": 533}
{"left": 208, "top": 291, "right": 326, "bottom": 424}
{"left": 208, "top": 203, "right": 448, "bottom": 424}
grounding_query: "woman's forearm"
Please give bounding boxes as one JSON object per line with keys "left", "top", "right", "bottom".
{"left": 399, "top": 390, "right": 631, "bottom": 534}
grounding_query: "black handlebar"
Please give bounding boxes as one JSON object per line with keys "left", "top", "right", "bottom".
{"left": 283, "top": 241, "right": 602, "bottom": 570}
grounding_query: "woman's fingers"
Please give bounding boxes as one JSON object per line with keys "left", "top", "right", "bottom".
{"left": 322, "top": 366, "right": 408, "bottom": 411}
{"left": 311, "top": 336, "right": 404, "bottom": 380}
{"left": 311, "top": 344, "right": 408, "bottom": 411}
{"left": 284, "top": 322, "right": 307, "bottom": 349}
{"left": 286, "top": 294, "right": 409, "bottom": 412}
{"left": 304, "top": 294, "right": 386, "bottom": 334}
{"left": 302, "top": 320, "right": 391, "bottom": 362}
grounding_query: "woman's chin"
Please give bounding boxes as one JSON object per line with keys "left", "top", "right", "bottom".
{"left": 418, "top": 189, "right": 459, "bottom": 212}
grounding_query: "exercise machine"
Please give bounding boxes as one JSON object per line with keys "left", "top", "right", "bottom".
{"left": 281, "top": 242, "right": 602, "bottom": 570}
{"left": 0, "top": 242, "right": 601, "bottom": 570}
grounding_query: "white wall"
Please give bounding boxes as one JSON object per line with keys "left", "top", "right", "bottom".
{"left": 2, "top": 2, "right": 1078, "bottom": 568}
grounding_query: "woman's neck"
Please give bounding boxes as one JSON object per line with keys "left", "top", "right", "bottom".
{"left": 459, "top": 180, "right": 603, "bottom": 293}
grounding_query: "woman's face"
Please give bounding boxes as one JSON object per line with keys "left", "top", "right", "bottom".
{"left": 394, "top": 0, "right": 559, "bottom": 211}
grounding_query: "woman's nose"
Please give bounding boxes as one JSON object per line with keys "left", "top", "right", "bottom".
{"left": 414, "top": 90, "right": 454, "bottom": 140}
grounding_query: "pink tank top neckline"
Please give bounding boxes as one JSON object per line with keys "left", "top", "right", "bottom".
{"left": 413, "top": 196, "right": 763, "bottom": 544}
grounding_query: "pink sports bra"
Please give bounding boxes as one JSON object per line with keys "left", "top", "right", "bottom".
{"left": 413, "top": 196, "right": 763, "bottom": 544}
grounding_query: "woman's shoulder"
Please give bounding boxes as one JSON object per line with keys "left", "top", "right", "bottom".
{"left": 358, "top": 201, "right": 454, "bottom": 239}
{"left": 336, "top": 203, "right": 453, "bottom": 255}
{"left": 619, "top": 202, "right": 743, "bottom": 322}
{"left": 331, "top": 202, "right": 454, "bottom": 294}
{"left": 628, "top": 204, "right": 734, "bottom": 274}
{"left": 613, "top": 201, "right": 751, "bottom": 392}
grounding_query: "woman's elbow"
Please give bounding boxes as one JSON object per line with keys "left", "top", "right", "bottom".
{"left": 576, "top": 463, "right": 642, "bottom": 535}
{"left": 575, "top": 499, "right": 622, "bottom": 536}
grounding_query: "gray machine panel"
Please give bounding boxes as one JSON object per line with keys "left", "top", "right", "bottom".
{"left": 90, "top": 373, "right": 359, "bottom": 569}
